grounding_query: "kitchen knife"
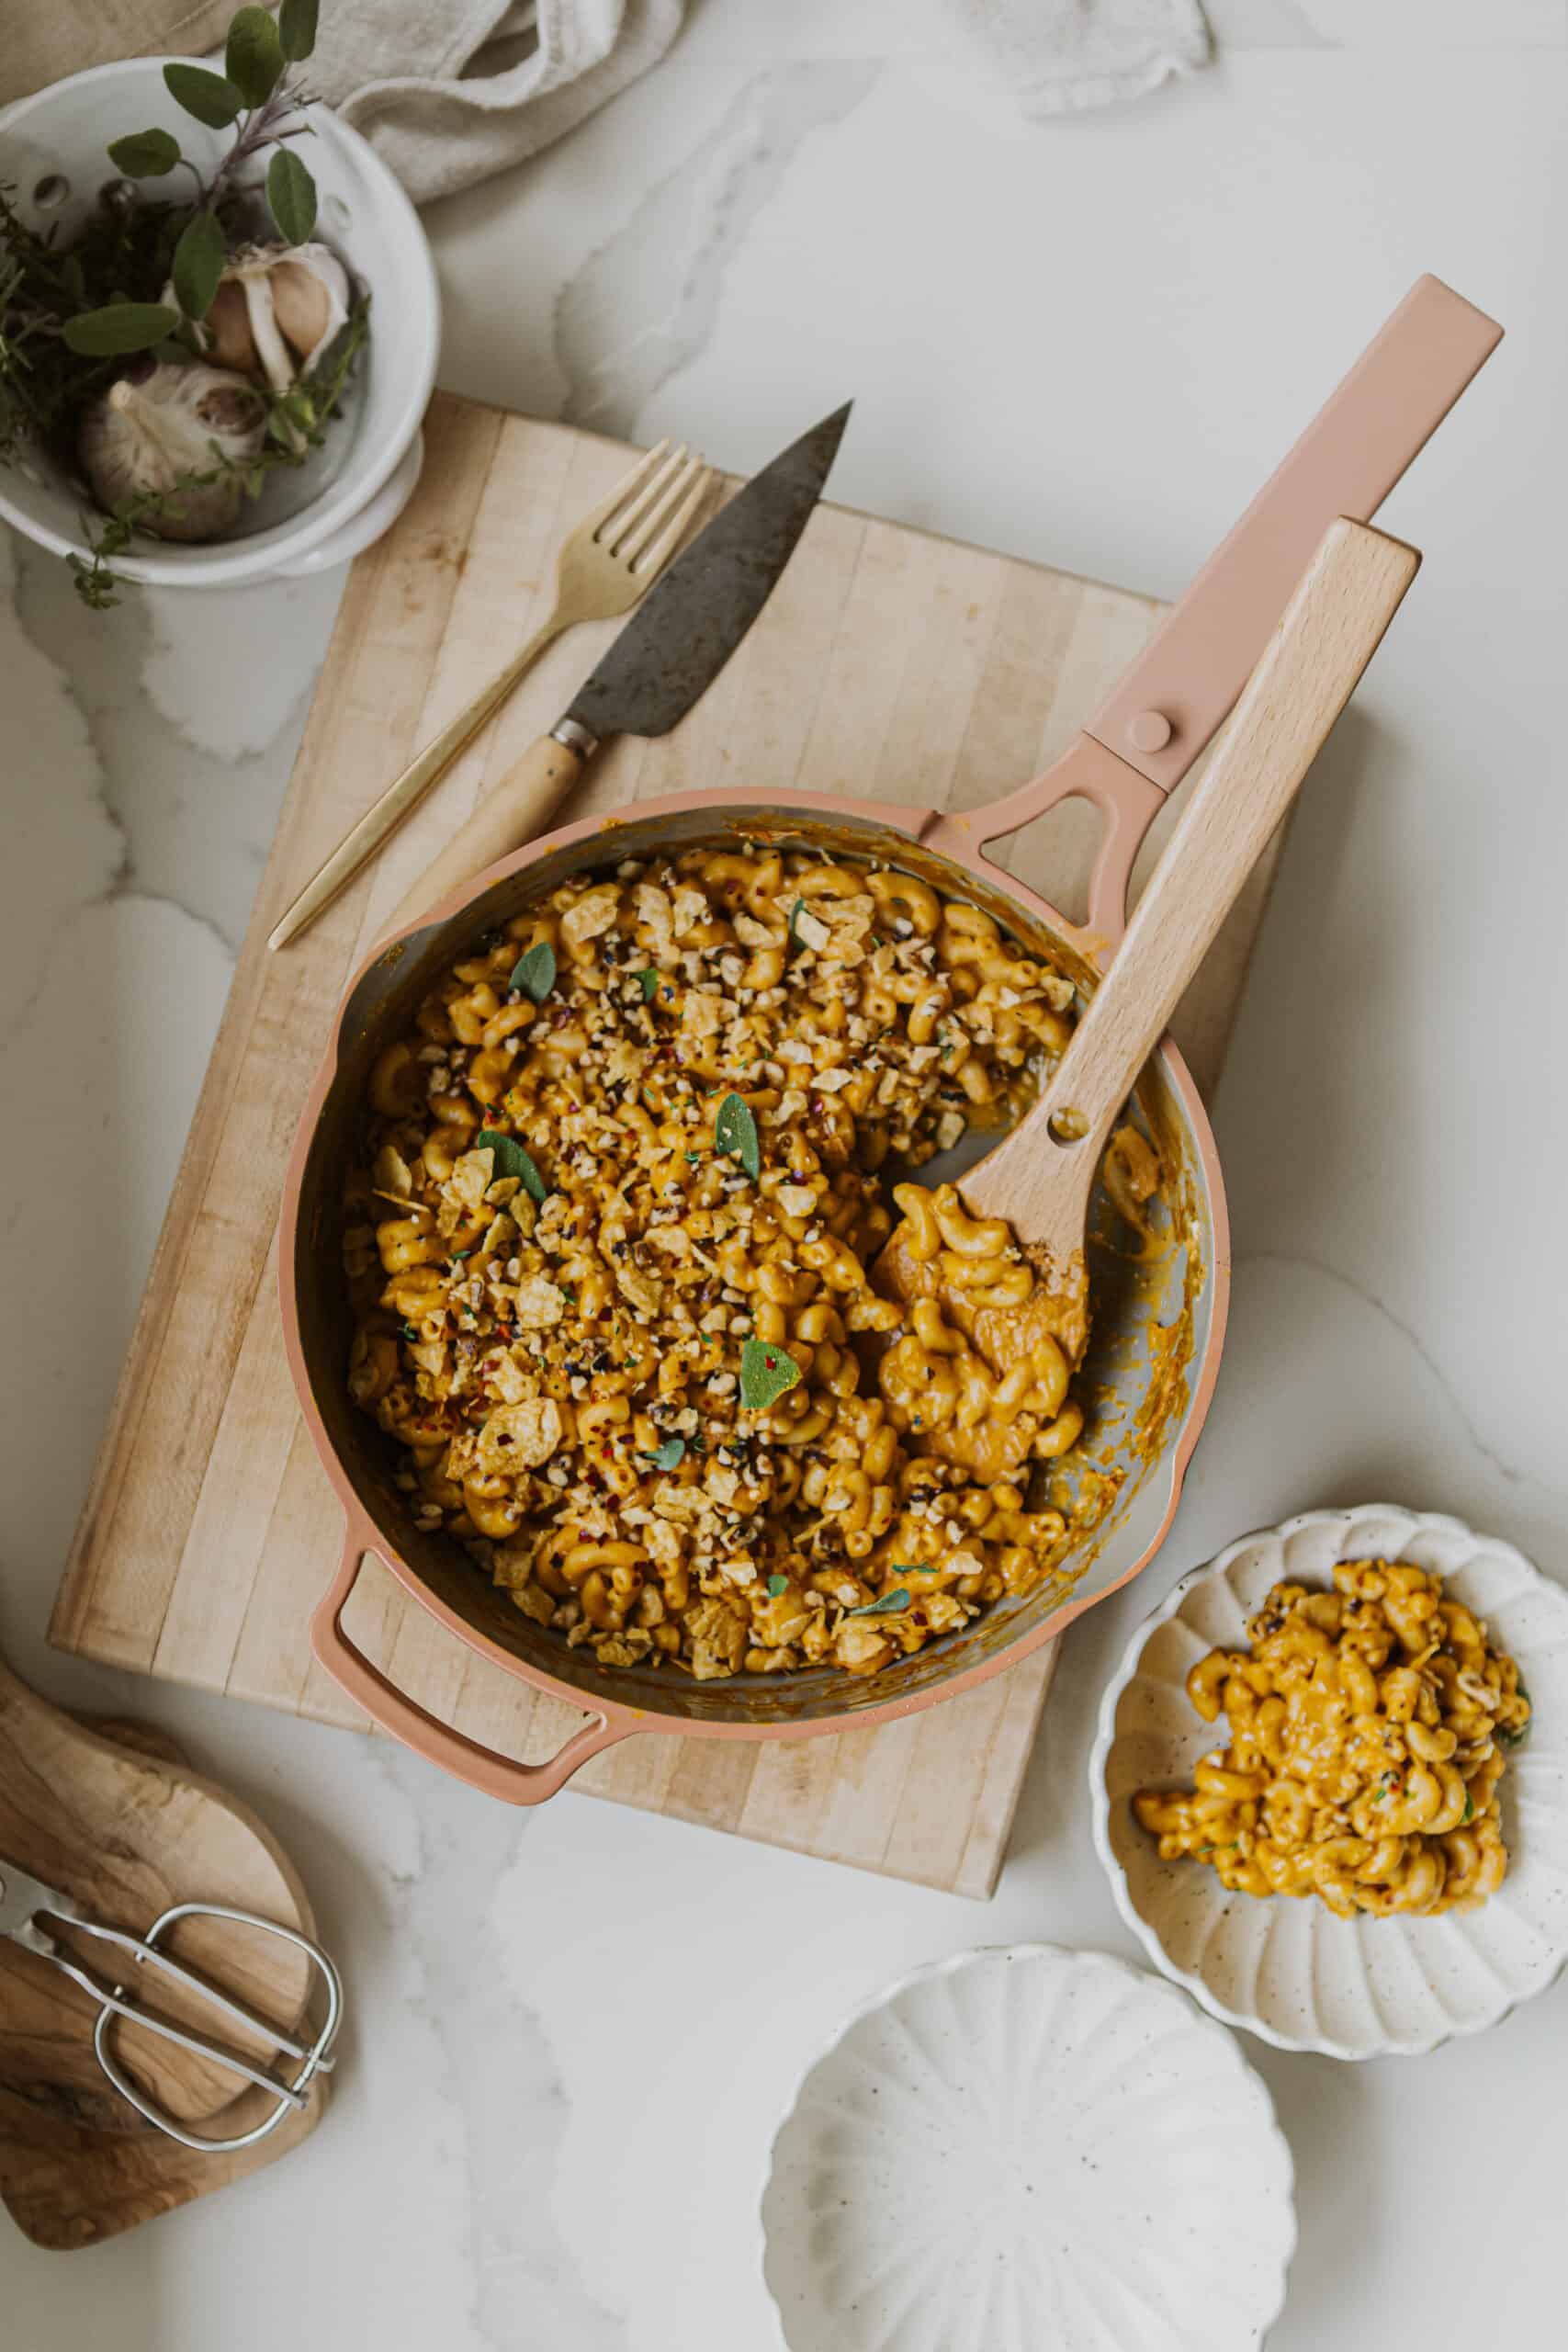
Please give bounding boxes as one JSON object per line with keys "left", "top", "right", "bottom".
{"left": 384, "top": 401, "right": 852, "bottom": 935}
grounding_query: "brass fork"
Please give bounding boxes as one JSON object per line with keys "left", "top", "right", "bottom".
{"left": 268, "top": 440, "right": 711, "bottom": 950}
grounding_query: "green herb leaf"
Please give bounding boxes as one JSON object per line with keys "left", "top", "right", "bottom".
{"left": 888, "top": 1563, "right": 939, "bottom": 1575}
{"left": 62, "top": 302, "right": 182, "bottom": 356}
{"left": 163, "top": 62, "right": 243, "bottom": 127}
{"left": 642, "top": 1437, "right": 685, "bottom": 1471}
{"left": 278, "top": 0, "right": 321, "bottom": 61}
{"left": 767, "top": 1574, "right": 788, "bottom": 1597}
{"left": 476, "top": 1129, "right": 547, "bottom": 1204}
{"left": 787, "top": 895, "right": 807, "bottom": 947}
{"left": 846, "top": 1588, "right": 911, "bottom": 1618}
{"left": 106, "top": 128, "right": 181, "bottom": 178}
{"left": 1498, "top": 1724, "right": 1527, "bottom": 1747}
{"left": 226, "top": 5, "right": 286, "bottom": 106}
{"left": 266, "top": 147, "right": 318, "bottom": 246}
{"left": 715, "top": 1091, "right": 760, "bottom": 1181}
{"left": 638, "top": 967, "right": 658, "bottom": 1002}
{"left": 509, "top": 941, "right": 557, "bottom": 1003}
{"left": 739, "top": 1339, "right": 800, "bottom": 1412}
{"left": 1461, "top": 1791, "right": 1474, "bottom": 1824}
{"left": 171, "top": 209, "right": 227, "bottom": 322}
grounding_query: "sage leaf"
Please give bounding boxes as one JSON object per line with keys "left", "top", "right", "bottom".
{"left": 642, "top": 1437, "right": 685, "bottom": 1471}
{"left": 715, "top": 1091, "right": 760, "bottom": 1181}
{"left": 476, "top": 1129, "right": 547, "bottom": 1205}
{"left": 266, "top": 147, "right": 317, "bottom": 246}
{"left": 226, "top": 5, "right": 286, "bottom": 106}
{"left": 171, "top": 210, "right": 227, "bottom": 321}
{"left": 279, "top": 0, "right": 321, "bottom": 60}
{"left": 739, "top": 1339, "right": 799, "bottom": 1412}
{"left": 163, "top": 62, "right": 243, "bottom": 127}
{"left": 787, "top": 895, "right": 806, "bottom": 945}
{"left": 766, "top": 1575, "right": 788, "bottom": 1597}
{"left": 107, "top": 128, "right": 180, "bottom": 177}
{"left": 637, "top": 967, "right": 658, "bottom": 1002}
{"left": 508, "top": 941, "right": 556, "bottom": 1003}
{"left": 846, "top": 1589, "right": 911, "bottom": 1618}
{"left": 62, "top": 302, "right": 181, "bottom": 356}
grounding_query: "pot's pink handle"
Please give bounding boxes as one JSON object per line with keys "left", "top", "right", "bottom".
{"left": 919, "top": 732, "right": 1163, "bottom": 949}
{"left": 921, "top": 274, "right": 1501, "bottom": 949}
{"left": 311, "top": 1533, "right": 631, "bottom": 1804}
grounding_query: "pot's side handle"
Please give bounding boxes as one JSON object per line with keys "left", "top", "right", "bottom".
{"left": 311, "top": 1534, "right": 632, "bottom": 1804}
{"left": 918, "top": 733, "right": 1166, "bottom": 951}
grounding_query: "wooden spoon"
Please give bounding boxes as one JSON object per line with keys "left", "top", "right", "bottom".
{"left": 878, "top": 518, "right": 1420, "bottom": 1361}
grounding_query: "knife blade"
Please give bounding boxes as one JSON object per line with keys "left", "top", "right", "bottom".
{"left": 384, "top": 402, "right": 852, "bottom": 936}
{"left": 561, "top": 401, "right": 852, "bottom": 748}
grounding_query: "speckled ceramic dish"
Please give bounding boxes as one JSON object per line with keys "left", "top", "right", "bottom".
{"left": 760, "top": 1945, "right": 1294, "bottom": 2352}
{"left": 1091, "top": 1505, "right": 1568, "bottom": 2060}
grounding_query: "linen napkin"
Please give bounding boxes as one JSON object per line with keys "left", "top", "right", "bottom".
{"left": 306, "top": 1, "right": 685, "bottom": 205}
{"left": 1, "top": 2, "right": 1213, "bottom": 204}
{"left": 946, "top": 0, "right": 1211, "bottom": 119}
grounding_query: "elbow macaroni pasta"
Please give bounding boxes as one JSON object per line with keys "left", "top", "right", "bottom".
{"left": 1134, "top": 1558, "right": 1531, "bottom": 1917}
{"left": 344, "top": 847, "right": 1156, "bottom": 1681}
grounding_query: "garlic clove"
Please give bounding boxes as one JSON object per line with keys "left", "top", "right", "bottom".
{"left": 178, "top": 240, "right": 352, "bottom": 392}
{"left": 270, "top": 251, "right": 349, "bottom": 368}
{"left": 77, "top": 358, "right": 268, "bottom": 542}
{"left": 203, "top": 278, "right": 257, "bottom": 377}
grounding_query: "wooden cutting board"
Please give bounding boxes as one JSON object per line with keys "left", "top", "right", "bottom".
{"left": 51, "top": 391, "right": 1288, "bottom": 1899}
{"left": 0, "top": 1653, "right": 326, "bottom": 2248}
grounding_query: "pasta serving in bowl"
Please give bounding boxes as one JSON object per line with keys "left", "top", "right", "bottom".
{"left": 1132, "top": 1556, "right": 1530, "bottom": 1918}
{"left": 343, "top": 846, "right": 1162, "bottom": 1685}
{"left": 1092, "top": 1505, "right": 1568, "bottom": 2058}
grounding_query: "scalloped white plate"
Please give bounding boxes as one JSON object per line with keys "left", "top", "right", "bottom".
{"left": 1091, "top": 1505, "right": 1568, "bottom": 2060}
{"left": 761, "top": 1945, "right": 1294, "bottom": 2352}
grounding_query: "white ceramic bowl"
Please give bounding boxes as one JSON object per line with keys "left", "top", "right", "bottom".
{"left": 761, "top": 1945, "right": 1295, "bottom": 2352}
{"left": 0, "top": 58, "right": 440, "bottom": 584}
{"left": 1091, "top": 1505, "right": 1568, "bottom": 2061}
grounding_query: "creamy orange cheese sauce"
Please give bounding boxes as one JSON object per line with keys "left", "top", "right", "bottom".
{"left": 1134, "top": 1558, "right": 1531, "bottom": 1917}
{"left": 344, "top": 848, "right": 1162, "bottom": 1681}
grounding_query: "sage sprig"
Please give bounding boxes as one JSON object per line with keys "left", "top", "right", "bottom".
{"left": 739, "top": 1340, "right": 799, "bottom": 1411}
{"left": 845, "top": 1589, "right": 911, "bottom": 1618}
{"left": 715, "top": 1091, "right": 761, "bottom": 1181}
{"left": 476, "top": 1129, "right": 548, "bottom": 1205}
{"left": 509, "top": 942, "right": 557, "bottom": 1002}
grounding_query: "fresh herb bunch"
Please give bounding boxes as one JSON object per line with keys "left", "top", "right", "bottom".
{"left": 0, "top": 0, "right": 372, "bottom": 606}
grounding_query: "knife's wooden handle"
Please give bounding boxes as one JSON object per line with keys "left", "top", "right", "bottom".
{"left": 382, "top": 734, "right": 589, "bottom": 937}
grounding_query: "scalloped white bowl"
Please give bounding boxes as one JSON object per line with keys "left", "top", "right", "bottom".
{"left": 1091, "top": 1505, "right": 1568, "bottom": 2060}
{"left": 761, "top": 1945, "right": 1295, "bottom": 2352}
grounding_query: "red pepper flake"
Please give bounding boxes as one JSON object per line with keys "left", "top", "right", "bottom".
{"left": 765, "top": 1355, "right": 776, "bottom": 1371}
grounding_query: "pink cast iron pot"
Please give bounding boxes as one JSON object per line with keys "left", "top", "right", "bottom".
{"left": 277, "top": 273, "right": 1507, "bottom": 1804}
{"left": 278, "top": 740, "right": 1228, "bottom": 1804}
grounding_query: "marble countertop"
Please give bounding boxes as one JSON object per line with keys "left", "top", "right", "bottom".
{"left": 5, "top": 4, "right": 1565, "bottom": 2345}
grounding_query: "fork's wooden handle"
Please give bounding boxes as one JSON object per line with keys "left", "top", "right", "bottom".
{"left": 382, "top": 732, "right": 590, "bottom": 935}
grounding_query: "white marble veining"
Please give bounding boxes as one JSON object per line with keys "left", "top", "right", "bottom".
{"left": 4, "top": 4, "right": 1566, "bottom": 2346}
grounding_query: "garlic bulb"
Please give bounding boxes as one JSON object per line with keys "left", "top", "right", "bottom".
{"left": 187, "top": 241, "right": 352, "bottom": 394}
{"left": 77, "top": 357, "right": 267, "bottom": 541}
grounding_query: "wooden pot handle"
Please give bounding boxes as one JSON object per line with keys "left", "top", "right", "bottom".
{"left": 383, "top": 732, "right": 588, "bottom": 938}
{"left": 310, "top": 1533, "right": 629, "bottom": 1805}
